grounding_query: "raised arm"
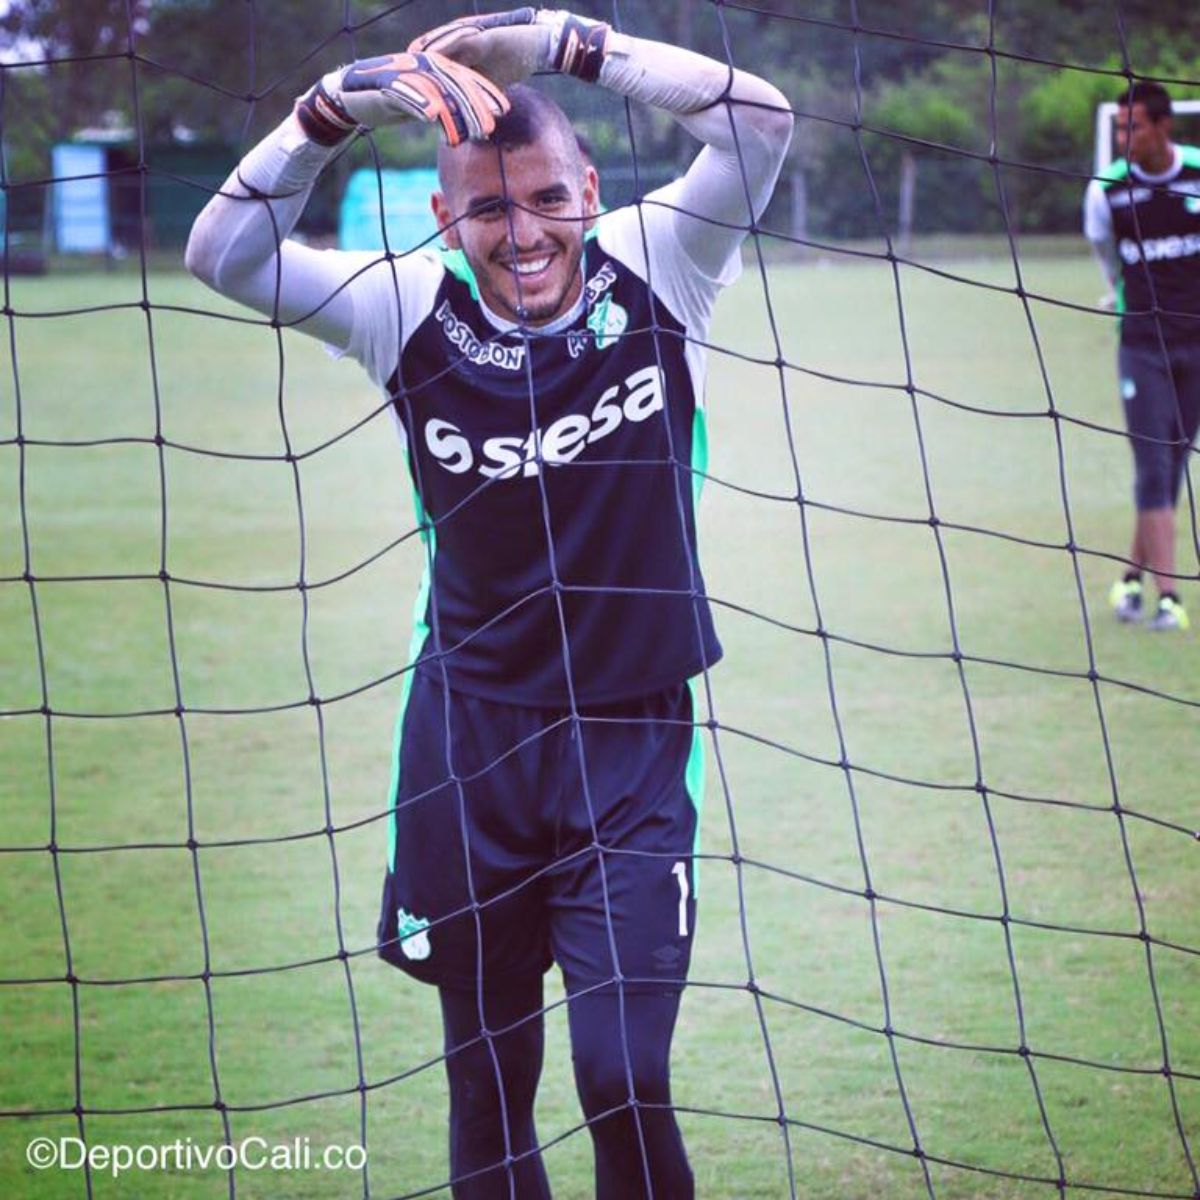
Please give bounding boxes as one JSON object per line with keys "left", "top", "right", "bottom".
{"left": 185, "top": 124, "right": 350, "bottom": 345}
{"left": 598, "top": 35, "right": 794, "bottom": 276}
{"left": 185, "top": 51, "right": 509, "bottom": 349}
{"left": 411, "top": 9, "right": 794, "bottom": 279}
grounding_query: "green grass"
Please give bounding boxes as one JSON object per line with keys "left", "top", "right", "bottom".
{"left": 1, "top": 243, "right": 1197, "bottom": 1199}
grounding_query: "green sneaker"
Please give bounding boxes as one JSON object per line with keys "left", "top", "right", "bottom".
{"left": 1108, "top": 577, "right": 1143, "bottom": 623}
{"left": 1146, "top": 595, "right": 1190, "bottom": 631}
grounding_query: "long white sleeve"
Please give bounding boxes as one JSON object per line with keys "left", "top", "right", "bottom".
{"left": 185, "top": 37, "right": 794, "bottom": 347}
{"left": 186, "top": 114, "right": 364, "bottom": 349}
{"left": 1083, "top": 177, "right": 1120, "bottom": 291}
{"left": 598, "top": 35, "right": 794, "bottom": 278}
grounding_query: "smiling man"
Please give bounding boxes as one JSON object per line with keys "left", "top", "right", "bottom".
{"left": 186, "top": 9, "right": 792, "bottom": 1197}
{"left": 431, "top": 90, "right": 596, "bottom": 324}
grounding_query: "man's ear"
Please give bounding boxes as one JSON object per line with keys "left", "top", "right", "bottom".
{"left": 582, "top": 164, "right": 600, "bottom": 231}
{"left": 431, "top": 191, "right": 461, "bottom": 249}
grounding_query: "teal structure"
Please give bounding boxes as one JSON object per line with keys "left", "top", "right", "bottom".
{"left": 339, "top": 168, "right": 441, "bottom": 253}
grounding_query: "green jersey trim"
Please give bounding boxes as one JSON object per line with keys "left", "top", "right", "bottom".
{"left": 387, "top": 465, "right": 435, "bottom": 873}
{"left": 1099, "top": 158, "right": 1130, "bottom": 188}
{"left": 685, "top": 404, "right": 711, "bottom": 890}
{"left": 439, "top": 248, "right": 480, "bottom": 302}
{"left": 691, "top": 407, "right": 709, "bottom": 504}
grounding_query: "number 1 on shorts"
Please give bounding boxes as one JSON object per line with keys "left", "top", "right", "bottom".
{"left": 671, "top": 860, "right": 690, "bottom": 937}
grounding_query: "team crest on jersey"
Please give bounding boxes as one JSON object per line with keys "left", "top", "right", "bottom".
{"left": 396, "top": 908, "right": 432, "bottom": 961}
{"left": 588, "top": 294, "right": 628, "bottom": 350}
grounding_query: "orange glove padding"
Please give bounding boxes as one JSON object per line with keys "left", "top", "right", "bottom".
{"left": 295, "top": 50, "right": 510, "bottom": 147}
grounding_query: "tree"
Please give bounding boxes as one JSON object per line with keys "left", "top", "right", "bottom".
{"left": 1, "top": 0, "right": 1195, "bottom": 242}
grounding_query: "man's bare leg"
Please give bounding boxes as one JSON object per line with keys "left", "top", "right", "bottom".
{"left": 1134, "top": 506, "right": 1176, "bottom": 594}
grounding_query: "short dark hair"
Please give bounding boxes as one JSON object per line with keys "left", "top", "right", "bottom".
{"left": 489, "top": 84, "right": 577, "bottom": 153}
{"left": 436, "top": 83, "right": 583, "bottom": 193}
{"left": 1117, "top": 81, "right": 1172, "bottom": 122}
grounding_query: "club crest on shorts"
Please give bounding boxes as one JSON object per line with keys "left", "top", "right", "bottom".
{"left": 396, "top": 907, "right": 432, "bottom": 960}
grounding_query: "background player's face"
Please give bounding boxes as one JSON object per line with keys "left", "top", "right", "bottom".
{"left": 433, "top": 134, "right": 599, "bottom": 326}
{"left": 1115, "top": 102, "right": 1172, "bottom": 170}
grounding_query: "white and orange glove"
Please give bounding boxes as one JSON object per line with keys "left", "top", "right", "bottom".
{"left": 294, "top": 50, "right": 510, "bottom": 147}
{"left": 407, "top": 8, "right": 611, "bottom": 87}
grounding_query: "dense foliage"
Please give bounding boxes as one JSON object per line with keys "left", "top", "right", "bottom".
{"left": 2, "top": 0, "right": 1198, "bottom": 241}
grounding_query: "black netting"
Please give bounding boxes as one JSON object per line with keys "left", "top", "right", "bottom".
{"left": 2, "top": 2, "right": 1197, "bottom": 1198}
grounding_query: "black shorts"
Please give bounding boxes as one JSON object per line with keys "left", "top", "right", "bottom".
{"left": 376, "top": 669, "right": 703, "bottom": 994}
{"left": 1119, "top": 340, "right": 1200, "bottom": 510}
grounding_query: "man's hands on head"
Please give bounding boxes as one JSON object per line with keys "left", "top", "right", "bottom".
{"left": 295, "top": 50, "right": 510, "bottom": 147}
{"left": 294, "top": 10, "right": 613, "bottom": 149}
{"left": 408, "top": 9, "right": 611, "bottom": 86}
{"left": 407, "top": 8, "right": 547, "bottom": 87}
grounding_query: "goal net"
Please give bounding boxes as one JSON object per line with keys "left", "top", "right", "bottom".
{"left": 2, "top": 2, "right": 1196, "bottom": 1198}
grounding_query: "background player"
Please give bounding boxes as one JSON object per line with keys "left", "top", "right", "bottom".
{"left": 186, "top": 8, "right": 793, "bottom": 1197}
{"left": 1084, "top": 80, "right": 1200, "bottom": 631}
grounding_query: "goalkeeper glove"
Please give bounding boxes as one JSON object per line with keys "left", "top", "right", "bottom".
{"left": 408, "top": 8, "right": 611, "bottom": 86}
{"left": 294, "top": 50, "right": 510, "bottom": 147}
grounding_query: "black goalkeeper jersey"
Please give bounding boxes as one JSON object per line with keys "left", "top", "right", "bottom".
{"left": 380, "top": 229, "right": 724, "bottom": 707}
{"left": 1097, "top": 146, "right": 1200, "bottom": 347}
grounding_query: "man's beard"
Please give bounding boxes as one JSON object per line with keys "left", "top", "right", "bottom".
{"left": 502, "top": 247, "right": 583, "bottom": 326}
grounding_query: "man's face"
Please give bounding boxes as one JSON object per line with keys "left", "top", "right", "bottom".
{"left": 432, "top": 134, "right": 599, "bottom": 326}
{"left": 1115, "top": 102, "right": 1171, "bottom": 169}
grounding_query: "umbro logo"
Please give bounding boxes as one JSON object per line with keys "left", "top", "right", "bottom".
{"left": 652, "top": 945, "right": 682, "bottom": 968}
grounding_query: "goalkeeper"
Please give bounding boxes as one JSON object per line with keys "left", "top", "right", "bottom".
{"left": 187, "top": 9, "right": 792, "bottom": 1197}
{"left": 1085, "top": 81, "right": 1200, "bottom": 631}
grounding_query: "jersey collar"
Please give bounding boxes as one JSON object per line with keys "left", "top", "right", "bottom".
{"left": 477, "top": 270, "right": 588, "bottom": 338}
{"left": 1130, "top": 144, "right": 1183, "bottom": 184}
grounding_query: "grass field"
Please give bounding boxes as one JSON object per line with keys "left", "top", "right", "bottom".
{"left": 1, "top": 240, "right": 1197, "bottom": 1199}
